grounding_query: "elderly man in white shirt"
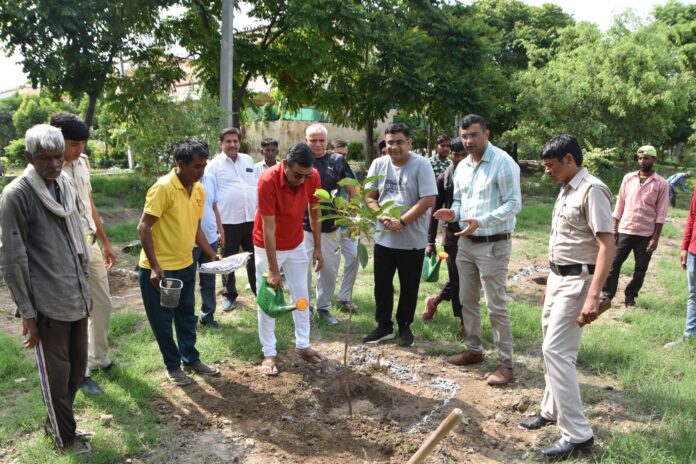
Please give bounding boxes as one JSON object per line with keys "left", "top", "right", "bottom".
{"left": 206, "top": 127, "right": 258, "bottom": 311}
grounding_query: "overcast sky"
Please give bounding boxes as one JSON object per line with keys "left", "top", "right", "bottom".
{"left": 0, "top": 0, "right": 688, "bottom": 93}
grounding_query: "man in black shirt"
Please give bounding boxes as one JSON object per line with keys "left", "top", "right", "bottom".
{"left": 303, "top": 124, "right": 356, "bottom": 324}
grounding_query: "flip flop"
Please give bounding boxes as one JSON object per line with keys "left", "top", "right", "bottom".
{"left": 295, "top": 347, "right": 326, "bottom": 364}
{"left": 260, "top": 356, "right": 279, "bottom": 376}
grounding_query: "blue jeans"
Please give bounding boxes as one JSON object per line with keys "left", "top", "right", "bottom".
{"left": 139, "top": 263, "right": 200, "bottom": 372}
{"left": 193, "top": 241, "right": 218, "bottom": 323}
{"left": 686, "top": 253, "right": 696, "bottom": 338}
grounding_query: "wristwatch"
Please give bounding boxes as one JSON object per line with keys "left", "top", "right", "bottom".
{"left": 399, "top": 218, "right": 406, "bottom": 227}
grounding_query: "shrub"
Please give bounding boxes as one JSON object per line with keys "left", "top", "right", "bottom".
{"left": 347, "top": 141, "right": 364, "bottom": 161}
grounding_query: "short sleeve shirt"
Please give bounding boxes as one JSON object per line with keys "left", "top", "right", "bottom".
{"left": 62, "top": 154, "right": 97, "bottom": 235}
{"left": 302, "top": 152, "right": 355, "bottom": 233}
{"left": 366, "top": 153, "right": 438, "bottom": 250}
{"left": 549, "top": 168, "right": 614, "bottom": 265}
{"left": 139, "top": 170, "right": 205, "bottom": 270}
{"left": 254, "top": 163, "right": 321, "bottom": 251}
{"left": 430, "top": 156, "right": 451, "bottom": 177}
{"left": 199, "top": 174, "right": 219, "bottom": 244}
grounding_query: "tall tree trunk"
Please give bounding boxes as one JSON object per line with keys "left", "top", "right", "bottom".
{"left": 426, "top": 117, "right": 433, "bottom": 158}
{"left": 84, "top": 92, "right": 99, "bottom": 128}
{"left": 365, "top": 120, "right": 374, "bottom": 167}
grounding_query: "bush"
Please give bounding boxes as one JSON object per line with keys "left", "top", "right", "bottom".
{"left": 3, "top": 138, "right": 25, "bottom": 166}
{"left": 348, "top": 141, "right": 364, "bottom": 161}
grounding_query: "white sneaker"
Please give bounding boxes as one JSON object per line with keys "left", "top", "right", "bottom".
{"left": 221, "top": 300, "right": 236, "bottom": 312}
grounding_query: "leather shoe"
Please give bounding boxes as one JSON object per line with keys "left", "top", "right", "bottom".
{"left": 486, "top": 364, "right": 513, "bottom": 385}
{"left": 542, "top": 436, "right": 593, "bottom": 460}
{"left": 446, "top": 350, "right": 483, "bottom": 366}
{"left": 78, "top": 377, "right": 104, "bottom": 395}
{"left": 519, "top": 414, "right": 555, "bottom": 430}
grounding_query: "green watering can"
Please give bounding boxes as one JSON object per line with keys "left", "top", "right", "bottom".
{"left": 257, "top": 273, "right": 309, "bottom": 318}
{"left": 421, "top": 251, "right": 449, "bottom": 283}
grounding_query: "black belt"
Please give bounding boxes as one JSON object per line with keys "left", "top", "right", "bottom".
{"left": 549, "top": 262, "right": 595, "bottom": 276}
{"left": 467, "top": 233, "right": 510, "bottom": 243}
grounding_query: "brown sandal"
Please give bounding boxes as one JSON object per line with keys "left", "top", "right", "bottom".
{"left": 295, "top": 347, "right": 325, "bottom": 364}
{"left": 260, "top": 356, "right": 279, "bottom": 376}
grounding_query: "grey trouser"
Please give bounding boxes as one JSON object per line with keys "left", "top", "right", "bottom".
{"left": 456, "top": 236, "right": 513, "bottom": 368}
{"left": 540, "top": 269, "right": 594, "bottom": 443}
{"left": 303, "top": 230, "right": 342, "bottom": 311}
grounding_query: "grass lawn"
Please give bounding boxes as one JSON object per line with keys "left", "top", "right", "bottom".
{"left": 1, "top": 173, "right": 695, "bottom": 462}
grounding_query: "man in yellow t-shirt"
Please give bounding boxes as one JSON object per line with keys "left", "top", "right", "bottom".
{"left": 137, "top": 140, "right": 221, "bottom": 386}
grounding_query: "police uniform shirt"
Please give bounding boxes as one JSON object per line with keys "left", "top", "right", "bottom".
{"left": 549, "top": 167, "right": 614, "bottom": 266}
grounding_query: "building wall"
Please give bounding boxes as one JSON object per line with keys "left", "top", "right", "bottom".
{"left": 241, "top": 111, "right": 396, "bottom": 160}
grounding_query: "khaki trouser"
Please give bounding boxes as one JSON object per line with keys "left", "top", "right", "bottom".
{"left": 540, "top": 269, "right": 594, "bottom": 443}
{"left": 86, "top": 240, "right": 113, "bottom": 373}
{"left": 456, "top": 237, "right": 514, "bottom": 368}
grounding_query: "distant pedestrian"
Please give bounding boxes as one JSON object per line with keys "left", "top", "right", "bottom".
{"left": 331, "top": 138, "right": 359, "bottom": 312}
{"left": 434, "top": 114, "right": 521, "bottom": 386}
{"left": 519, "top": 134, "right": 615, "bottom": 460}
{"left": 254, "top": 138, "right": 279, "bottom": 182}
{"left": 423, "top": 137, "right": 468, "bottom": 326}
{"left": 429, "top": 133, "right": 451, "bottom": 177}
{"left": 207, "top": 128, "right": 257, "bottom": 311}
{"left": 363, "top": 122, "right": 437, "bottom": 347}
{"left": 137, "top": 140, "right": 221, "bottom": 386}
{"left": 0, "top": 124, "right": 92, "bottom": 454}
{"left": 602, "top": 145, "right": 668, "bottom": 308}
{"left": 193, "top": 173, "right": 225, "bottom": 329}
{"left": 254, "top": 143, "right": 325, "bottom": 375}
{"left": 667, "top": 171, "right": 692, "bottom": 207}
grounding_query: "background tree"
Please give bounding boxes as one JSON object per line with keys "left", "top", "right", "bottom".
{"left": 0, "top": 0, "right": 176, "bottom": 127}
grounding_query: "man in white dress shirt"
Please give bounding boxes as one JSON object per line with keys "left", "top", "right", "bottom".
{"left": 206, "top": 128, "right": 257, "bottom": 311}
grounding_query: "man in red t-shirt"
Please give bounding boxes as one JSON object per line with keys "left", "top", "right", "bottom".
{"left": 253, "top": 143, "right": 325, "bottom": 375}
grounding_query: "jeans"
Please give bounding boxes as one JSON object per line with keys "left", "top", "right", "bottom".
{"left": 602, "top": 233, "right": 653, "bottom": 301}
{"left": 193, "top": 240, "right": 218, "bottom": 323}
{"left": 436, "top": 242, "right": 462, "bottom": 318}
{"left": 686, "top": 253, "right": 696, "bottom": 338}
{"left": 373, "top": 244, "right": 425, "bottom": 329}
{"left": 139, "top": 263, "right": 200, "bottom": 372}
{"left": 222, "top": 222, "right": 256, "bottom": 302}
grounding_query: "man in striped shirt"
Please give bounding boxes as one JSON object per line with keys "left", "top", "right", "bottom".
{"left": 434, "top": 114, "right": 521, "bottom": 386}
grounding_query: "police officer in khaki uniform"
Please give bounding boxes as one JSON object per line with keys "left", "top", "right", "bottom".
{"left": 51, "top": 112, "right": 117, "bottom": 395}
{"left": 519, "top": 135, "right": 615, "bottom": 460}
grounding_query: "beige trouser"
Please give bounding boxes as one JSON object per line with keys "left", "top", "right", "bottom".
{"left": 540, "top": 269, "right": 594, "bottom": 443}
{"left": 456, "top": 237, "right": 513, "bottom": 368}
{"left": 86, "top": 241, "right": 113, "bottom": 374}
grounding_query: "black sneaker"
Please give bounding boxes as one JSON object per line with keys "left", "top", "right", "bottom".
{"left": 363, "top": 326, "right": 395, "bottom": 344}
{"left": 398, "top": 325, "right": 414, "bottom": 347}
{"left": 625, "top": 296, "right": 636, "bottom": 307}
{"left": 200, "top": 319, "right": 220, "bottom": 330}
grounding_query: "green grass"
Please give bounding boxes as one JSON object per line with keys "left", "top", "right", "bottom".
{"left": 104, "top": 220, "right": 139, "bottom": 243}
{"left": 91, "top": 174, "right": 147, "bottom": 210}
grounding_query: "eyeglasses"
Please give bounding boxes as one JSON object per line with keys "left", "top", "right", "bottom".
{"left": 288, "top": 169, "right": 314, "bottom": 181}
{"left": 460, "top": 131, "right": 482, "bottom": 140}
{"left": 385, "top": 139, "right": 408, "bottom": 147}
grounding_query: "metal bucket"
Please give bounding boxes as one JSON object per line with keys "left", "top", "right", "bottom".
{"left": 159, "top": 278, "right": 183, "bottom": 308}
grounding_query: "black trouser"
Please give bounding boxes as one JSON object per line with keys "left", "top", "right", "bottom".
{"left": 669, "top": 187, "right": 676, "bottom": 207}
{"left": 35, "top": 314, "right": 88, "bottom": 449}
{"left": 602, "top": 233, "right": 654, "bottom": 300}
{"left": 373, "top": 244, "right": 425, "bottom": 329}
{"left": 437, "top": 242, "right": 463, "bottom": 318}
{"left": 221, "top": 222, "right": 256, "bottom": 302}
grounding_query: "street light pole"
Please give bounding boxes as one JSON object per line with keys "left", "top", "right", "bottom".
{"left": 220, "top": 0, "right": 234, "bottom": 129}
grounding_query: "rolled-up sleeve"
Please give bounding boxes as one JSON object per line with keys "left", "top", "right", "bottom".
{"left": 0, "top": 191, "right": 35, "bottom": 319}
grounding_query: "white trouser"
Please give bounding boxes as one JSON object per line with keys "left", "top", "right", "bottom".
{"left": 540, "top": 269, "right": 594, "bottom": 443}
{"left": 303, "top": 230, "right": 341, "bottom": 311}
{"left": 338, "top": 229, "right": 359, "bottom": 303}
{"left": 255, "top": 244, "right": 310, "bottom": 357}
{"left": 86, "top": 241, "right": 113, "bottom": 374}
